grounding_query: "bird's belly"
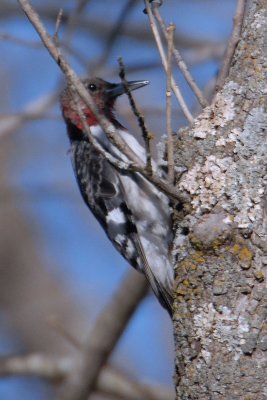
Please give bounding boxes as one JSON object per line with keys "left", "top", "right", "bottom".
{"left": 119, "top": 174, "right": 171, "bottom": 238}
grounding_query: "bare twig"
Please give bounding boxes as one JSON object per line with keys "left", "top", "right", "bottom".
{"left": 131, "top": 164, "right": 190, "bottom": 202}
{"left": 0, "top": 112, "right": 58, "bottom": 121}
{"left": 144, "top": 0, "right": 194, "bottom": 124}
{"left": 183, "top": 44, "right": 225, "bottom": 65}
{"left": 60, "top": 270, "right": 148, "bottom": 400}
{"left": 0, "top": 353, "right": 71, "bottom": 381}
{"left": 60, "top": 0, "right": 91, "bottom": 67}
{"left": 0, "top": 31, "right": 87, "bottom": 67}
{"left": 53, "top": 8, "right": 63, "bottom": 47}
{"left": 166, "top": 24, "right": 175, "bottom": 184}
{"left": 118, "top": 57, "right": 153, "bottom": 175}
{"left": 0, "top": 91, "right": 58, "bottom": 137}
{"left": 99, "top": 366, "right": 174, "bottom": 400}
{"left": 0, "top": 353, "right": 174, "bottom": 400}
{"left": 215, "top": 0, "right": 247, "bottom": 92}
{"left": 48, "top": 315, "right": 82, "bottom": 350}
{"left": 1, "top": 3, "right": 221, "bottom": 48}
{"left": 93, "top": 0, "right": 138, "bottom": 73}
{"left": 152, "top": 5, "right": 208, "bottom": 108}
{"left": 18, "top": 0, "right": 190, "bottom": 204}
{"left": 0, "top": 31, "right": 42, "bottom": 47}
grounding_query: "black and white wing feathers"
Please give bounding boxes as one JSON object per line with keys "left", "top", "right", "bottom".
{"left": 71, "top": 139, "right": 173, "bottom": 315}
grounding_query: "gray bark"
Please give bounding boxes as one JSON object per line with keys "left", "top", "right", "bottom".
{"left": 173, "top": 1, "right": 267, "bottom": 399}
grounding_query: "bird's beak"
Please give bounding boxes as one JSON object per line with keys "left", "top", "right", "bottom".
{"left": 106, "top": 80, "right": 149, "bottom": 98}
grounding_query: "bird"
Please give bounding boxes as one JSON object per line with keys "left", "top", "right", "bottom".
{"left": 60, "top": 77, "right": 174, "bottom": 315}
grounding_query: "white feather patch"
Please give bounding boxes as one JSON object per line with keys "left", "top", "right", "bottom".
{"left": 106, "top": 208, "right": 126, "bottom": 224}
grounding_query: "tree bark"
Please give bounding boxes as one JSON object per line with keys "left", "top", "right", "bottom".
{"left": 173, "top": 1, "right": 267, "bottom": 399}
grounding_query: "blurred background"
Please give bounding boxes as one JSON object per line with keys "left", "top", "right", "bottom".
{"left": 0, "top": 0, "right": 236, "bottom": 398}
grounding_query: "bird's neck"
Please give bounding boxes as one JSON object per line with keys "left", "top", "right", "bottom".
{"left": 66, "top": 117, "right": 126, "bottom": 146}
{"left": 63, "top": 105, "right": 125, "bottom": 142}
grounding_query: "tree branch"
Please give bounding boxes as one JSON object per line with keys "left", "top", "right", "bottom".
{"left": 166, "top": 23, "right": 175, "bottom": 184}
{"left": 152, "top": 3, "right": 208, "bottom": 108}
{"left": 215, "top": 0, "right": 247, "bottom": 92}
{"left": 0, "top": 353, "right": 173, "bottom": 400}
{"left": 93, "top": 0, "right": 138, "bottom": 73}
{"left": 59, "top": 270, "right": 148, "bottom": 400}
{"left": 0, "top": 91, "right": 58, "bottom": 137}
{"left": 118, "top": 57, "right": 153, "bottom": 175}
{"left": 144, "top": 0, "right": 194, "bottom": 124}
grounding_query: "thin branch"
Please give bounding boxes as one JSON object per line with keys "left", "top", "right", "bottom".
{"left": 53, "top": 8, "right": 63, "bottom": 46}
{"left": 131, "top": 163, "right": 190, "bottom": 202}
{"left": 99, "top": 366, "right": 174, "bottom": 400}
{"left": 118, "top": 57, "right": 153, "bottom": 175}
{"left": 48, "top": 315, "right": 82, "bottom": 350}
{"left": 60, "top": 0, "right": 91, "bottom": 67}
{"left": 0, "top": 91, "right": 58, "bottom": 138}
{"left": 0, "top": 31, "right": 87, "bottom": 66}
{"left": 182, "top": 44, "right": 225, "bottom": 65}
{"left": 166, "top": 24, "right": 175, "bottom": 184}
{"left": 0, "top": 31, "right": 42, "bottom": 47}
{"left": 0, "top": 353, "right": 70, "bottom": 381}
{"left": 17, "top": 0, "right": 190, "bottom": 204}
{"left": 2, "top": 3, "right": 222, "bottom": 48}
{"left": 93, "top": 0, "right": 138, "bottom": 73}
{"left": 144, "top": 0, "right": 194, "bottom": 124}
{"left": 106, "top": 42, "right": 225, "bottom": 77}
{"left": 152, "top": 5, "right": 208, "bottom": 108}
{"left": 0, "top": 353, "right": 173, "bottom": 400}
{"left": 215, "top": 0, "right": 247, "bottom": 92}
{"left": 59, "top": 270, "right": 148, "bottom": 400}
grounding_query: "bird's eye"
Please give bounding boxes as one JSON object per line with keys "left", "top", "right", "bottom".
{"left": 88, "top": 83, "right": 97, "bottom": 92}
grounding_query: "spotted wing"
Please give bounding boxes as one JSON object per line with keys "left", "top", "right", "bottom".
{"left": 71, "top": 140, "right": 172, "bottom": 315}
{"left": 70, "top": 140, "right": 141, "bottom": 269}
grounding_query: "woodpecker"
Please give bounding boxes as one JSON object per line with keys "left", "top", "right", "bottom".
{"left": 60, "top": 77, "right": 174, "bottom": 315}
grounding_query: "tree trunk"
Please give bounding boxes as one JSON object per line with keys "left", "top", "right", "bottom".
{"left": 173, "top": 1, "right": 267, "bottom": 399}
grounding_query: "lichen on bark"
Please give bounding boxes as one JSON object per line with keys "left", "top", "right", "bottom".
{"left": 173, "top": 1, "right": 267, "bottom": 399}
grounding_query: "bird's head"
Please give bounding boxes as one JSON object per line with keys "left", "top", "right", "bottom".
{"left": 60, "top": 77, "right": 149, "bottom": 132}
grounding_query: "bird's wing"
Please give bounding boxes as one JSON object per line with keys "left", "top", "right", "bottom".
{"left": 71, "top": 140, "right": 173, "bottom": 315}
{"left": 71, "top": 140, "right": 142, "bottom": 268}
{"left": 116, "top": 175, "right": 173, "bottom": 315}
{"left": 128, "top": 226, "right": 173, "bottom": 315}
